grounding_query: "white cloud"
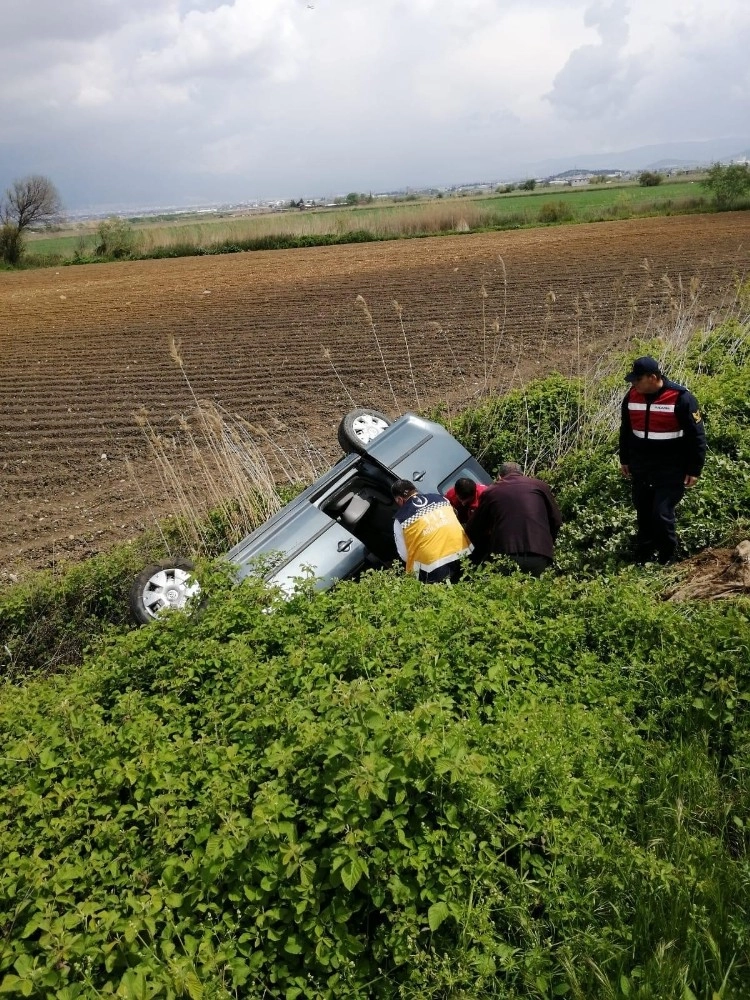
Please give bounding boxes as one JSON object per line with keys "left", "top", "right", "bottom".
{"left": 137, "top": 0, "right": 302, "bottom": 83}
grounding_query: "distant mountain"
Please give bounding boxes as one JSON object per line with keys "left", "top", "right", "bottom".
{"left": 516, "top": 136, "right": 750, "bottom": 180}
{"left": 645, "top": 158, "right": 702, "bottom": 169}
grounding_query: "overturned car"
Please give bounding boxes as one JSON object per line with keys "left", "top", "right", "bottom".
{"left": 130, "top": 408, "right": 493, "bottom": 623}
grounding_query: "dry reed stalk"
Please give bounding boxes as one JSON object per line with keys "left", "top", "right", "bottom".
{"left": 322, "top": 347, "right": 357, "bottom": 407}
{"left": 487, "top": 256, "right": 509, "bottom": 383}
{"left": 392, "top": 300, "right": 421, "bottom": 410}
{"left": 124, "top": 454, "right": 172, "bottom": 550}
{"left": 355, "top": 294, "right": 400, "bottom": 413}
{"left": 131, "top": 348, "right": 327, "bottom": 554}
{"left": 428, "top": 320, "right": 470, "bottom": 395}
{"left": 480, "top": 284, "right": 489, "bottom": 390}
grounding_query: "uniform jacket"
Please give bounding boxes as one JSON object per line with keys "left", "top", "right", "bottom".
{"left": 467, "top": 474, "right": 562, "bottom": 562}
{"left": 619, "top": 377, "right": 706, "bottom": 479}
{"left": 393, "top": 492, "right": 472, "bottom": 576}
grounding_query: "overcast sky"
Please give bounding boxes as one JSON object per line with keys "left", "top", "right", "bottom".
{"left": 1, "top": 0, "right": 748, "bottom": 210}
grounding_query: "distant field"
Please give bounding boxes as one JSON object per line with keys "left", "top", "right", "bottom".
{"left": 478, "top": 178, "right": 705, "bottom": 214}
{"left": 23, "top": 177, "right": 715, "bottom": 263}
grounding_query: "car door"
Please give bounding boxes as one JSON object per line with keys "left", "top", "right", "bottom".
{"left": 264, "top": 504, "right": 367, "bottom": 596}
{"left": 365, "top": 414, "right": 487, "bottom": 493}
{"left": 227, "top": 465, "right": 367, "bottom": 596}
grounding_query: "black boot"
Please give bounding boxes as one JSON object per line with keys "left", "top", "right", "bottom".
{"left": 632, "top": 539, "right": 656, "bottom": 564}
{"left": 657, "top": 546, "right": 678, "bottom": 566}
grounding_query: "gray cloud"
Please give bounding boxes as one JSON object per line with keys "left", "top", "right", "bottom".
{"left": 0, "top": 0, "right": 748, "bottom": 209}
{"left": 546, "top": 1, "right": 644, "bottom": 118}
{"left": 0, "top": 1, "right": 142, "bottom": 48}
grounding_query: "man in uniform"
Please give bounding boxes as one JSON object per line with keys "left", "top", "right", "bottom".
{"left": 391, "top": 479, "right": 472, "bottom": 583}
{"left": 619, "top": 356, "right": 706, "bottom": 564}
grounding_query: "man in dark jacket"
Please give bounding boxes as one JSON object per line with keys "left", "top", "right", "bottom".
{"left": 467, "top": 462, "right": 562, "bottom": 576}
{"left": 619, "top": 355, "right": 706, "bottom": 564}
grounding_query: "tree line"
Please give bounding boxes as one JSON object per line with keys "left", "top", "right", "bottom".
{"left": 3, "top": 164, "right": 750, "bottom": 266}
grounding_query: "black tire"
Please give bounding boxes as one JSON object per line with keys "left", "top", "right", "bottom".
{"left": 337, "top": 408, "right": 392, "bottom": 454}
{"left": 129, "top": 559, "right": 199, "bottom": 625}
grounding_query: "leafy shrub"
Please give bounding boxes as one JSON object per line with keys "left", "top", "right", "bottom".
{"left": 537, "top": 200, "right": 574, "bottom": 224}
{"left": 0, "top": 222, "right": 24, "bottom": 264}
{"left": 1, "top": 568, "right": 748, "bottom": 998}
{"left": 701, "top": 162, "right": 750, "bottom": 210}
{"left": 449, "top": 374, "right": 585, "bottom": 475}
{"left": 95, "top": 216, "right": 140, "bottom": 259}
{"left": 2, "top": 317, "right": 750, "bottom": 998}
{"left": 0, "top": 544, "right": 163, "bottom": 680}
{"left": 638, "top": 170, "right": 663, "bottom": 187}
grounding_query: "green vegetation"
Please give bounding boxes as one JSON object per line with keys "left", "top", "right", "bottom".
{"left": 702, "top": 162, "right": 750, "bottom": 210}
{"left": 94, "top": 217, "right": 140, "bottom": 259}
{"left": 638, "top": 171, "right": 663, "bottom": 187}
{"left": 1, "top": 174, "right": 62, "bottom": 265}
{"left": 536, "top": 200, "right": 575, "bottom": 224}
{"left": 14, "top": 176, "right": 728, "bottom": 269}
{"left": 2, "top": 308, "right": 750, "bottom": 998}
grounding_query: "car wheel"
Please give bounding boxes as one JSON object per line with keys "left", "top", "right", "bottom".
{"left": 337, "top": 408, "right": 392, "bottom": 453}
{"left": 129, "top": 559, "right": 200, "bottom": 625}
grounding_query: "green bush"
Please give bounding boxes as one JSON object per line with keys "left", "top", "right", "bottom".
{"left": 2, "top": 320, "right": 750, "bottom": 998}
{"left": 0, "top": 222, "right": 24, "bottom": 264}
{"left": 638, "top": 171, "right": 663, "bottom": 187}
{"left": 1, "top": 567, "right": 748, "bottom": 998}
{"left": 94, "top": 216, "right": 140, "bottom": 259}
{"left": 448, "top": 374, "right": 585, "bottom": 475}
{"left": 702, "top": 162, "right": 750, "bottom": 210}
{"left": 537, "top": 200, "right": 574, "bottom": 224}
{"left": 0, "top": 545, "right": 155, "bottom": 681}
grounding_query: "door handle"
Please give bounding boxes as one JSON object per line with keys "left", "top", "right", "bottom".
{"left": 413, "top": 470, "right": 426, "bottom": 481}
{"left": 337, "top": 539, "right": 353, "bottom": 552}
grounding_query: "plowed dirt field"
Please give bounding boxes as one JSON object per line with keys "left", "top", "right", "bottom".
{"left": 1, "top": 213, "right": 748, "bottom": 579}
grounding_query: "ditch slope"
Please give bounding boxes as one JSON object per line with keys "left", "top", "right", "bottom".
{"left": 1, "top": 213, "right": 748, "bottom": 578}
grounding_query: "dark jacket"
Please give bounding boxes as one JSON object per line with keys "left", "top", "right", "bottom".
{"left": 619, "top": 377, "right": 706, "bottom": 480}
{"left": 467, "top": 473, "right": 562, "bottom": 562}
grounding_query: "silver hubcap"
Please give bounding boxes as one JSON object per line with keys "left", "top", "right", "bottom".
{"left": 352, "top": 414, "right": 389, "bottom": 444}
{"left": 142, "top": 567, "right": 200, "bottom": 619}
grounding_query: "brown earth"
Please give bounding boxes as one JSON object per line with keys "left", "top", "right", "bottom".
{"left": 1, "top": 212, "right": 749, "bottom": 581}
{"left": 664, "top": 541, "right": 750, "bottom": 601}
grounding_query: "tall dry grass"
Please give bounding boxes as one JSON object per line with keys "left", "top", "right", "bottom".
{"left": 131, "top": 267, "right": 748, "bottom": 555}
{"left": 131, "top": 336, "right": 326, "bottom": 553}
{"left": 136, "top": 200, "right": 530, "bottom": 253}
{"left": 340, "top": 267, "right": 749, "bottom": 476}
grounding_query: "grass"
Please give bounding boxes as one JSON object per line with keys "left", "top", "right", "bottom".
{"left": 1, "top": 284, "right": 749, "bottom": 998}
{"left": 20, "top": 176, "right": 739, "bottom": 268}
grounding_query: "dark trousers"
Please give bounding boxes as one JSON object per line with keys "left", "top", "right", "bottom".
{"left": 418, "top": 560, "right": 462, "bottom": 584}
{"left": 631, "top": 476, "right": 685, "bottom": 561}
{"left": 510, "top": 553, "right": 552, "bottom": 577}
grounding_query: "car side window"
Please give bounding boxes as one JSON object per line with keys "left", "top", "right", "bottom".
{"left": 438, "top": 458, "right": 493, "bottom": 495}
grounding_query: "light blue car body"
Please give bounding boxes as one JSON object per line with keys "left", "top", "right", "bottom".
{"left": 226, "top": 412, "right": 493, "bottom": 595}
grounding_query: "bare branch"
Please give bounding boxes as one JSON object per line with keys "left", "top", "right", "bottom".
{"left": 2, "top": 175, "right": 62, "bottom": 232}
